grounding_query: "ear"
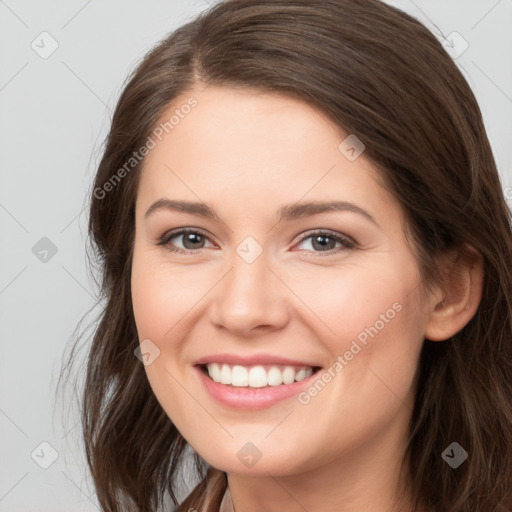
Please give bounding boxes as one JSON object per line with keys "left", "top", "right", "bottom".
{"left": 424, "top": 245, "right": 484, "bottom": 341}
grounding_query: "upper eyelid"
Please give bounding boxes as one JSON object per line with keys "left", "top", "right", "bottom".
{"left": 165, "top": 227, "right": 215, "bottom": 241}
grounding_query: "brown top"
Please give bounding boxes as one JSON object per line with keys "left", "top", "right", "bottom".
{"left": 218, "top": 485, "right": 235, "bottom": 512}
{"left": 177, "top": 467, "right": 233, "bottom": 512}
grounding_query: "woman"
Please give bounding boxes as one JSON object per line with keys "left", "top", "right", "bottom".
{"left": 63, "top": 0, "right": 512, "bottom": 510}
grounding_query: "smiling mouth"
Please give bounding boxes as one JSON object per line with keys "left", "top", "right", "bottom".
{"left": 198, "top": 363, "right": 322, "bottom": 388}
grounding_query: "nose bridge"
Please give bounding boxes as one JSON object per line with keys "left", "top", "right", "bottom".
{"left": 211, "top": 246, "right": 288, "bottom": 334}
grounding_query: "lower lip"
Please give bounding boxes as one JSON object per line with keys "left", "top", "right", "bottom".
{"left": 194, "top": 366, "right": 320, "bottom": 410}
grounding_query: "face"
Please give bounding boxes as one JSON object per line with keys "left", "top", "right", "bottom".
{"left": 131, "top": 85, "right": 430, "bottom": 476}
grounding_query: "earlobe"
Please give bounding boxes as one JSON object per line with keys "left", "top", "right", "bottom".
{"left": 424, "top": 246, "right": 484, "bottom": 342}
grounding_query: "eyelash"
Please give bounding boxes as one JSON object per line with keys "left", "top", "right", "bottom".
{"left": 157, "top": 228, "right": 357, "bottom": 256}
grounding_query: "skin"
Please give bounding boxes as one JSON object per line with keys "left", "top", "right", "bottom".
{"left": 130, "top": 85, "right": 483, "bottom": 512}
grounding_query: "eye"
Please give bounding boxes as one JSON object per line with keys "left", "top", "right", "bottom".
{"left": 293, "top": 230, "right": 356, "bottom": 255}
{"left": 158, "top": 228, "right": 215, "bottom": 254}
{"left": 157, "top": 228, "right": 356, "bottom": 256}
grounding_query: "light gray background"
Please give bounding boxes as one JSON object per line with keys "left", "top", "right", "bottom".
{"left": 1, "top": 1, "right": 511, "bottom": 510}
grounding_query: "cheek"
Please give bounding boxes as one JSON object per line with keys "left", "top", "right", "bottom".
{"left": 289, "top": 259, "right": 422, "bottom": 355}
{"left": 299, "top": 256, "right": 425, "bottom": 413}
{"left": 131, "top": 265, "right": 166, "bottom": 341}
{"left": 131, "top": 253, "right": 203, "bottom": 342}
{"left": 130, "top": 252, "right": 198, "bottom": 424}
{"left": 289, "top": 287, "right": 424, "bottom": 469}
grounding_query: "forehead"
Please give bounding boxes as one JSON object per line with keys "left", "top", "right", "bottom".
{"left": 136, "top": 86, "right": 397, "bottom": 225}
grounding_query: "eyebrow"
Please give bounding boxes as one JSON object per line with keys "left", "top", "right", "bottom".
{"left": 144, "top": 199, "right": 378, "bottom": 226}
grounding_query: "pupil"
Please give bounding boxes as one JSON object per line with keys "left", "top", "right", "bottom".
{"left": 313, "top": 235, "right": 334, "bottom": 251}
{"left": 184, "top": 233, "right": 203, "bottom": 249}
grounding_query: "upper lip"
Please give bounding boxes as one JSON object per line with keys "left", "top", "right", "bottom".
{"left": 193, "top": 353, "right": 322, "bottom": 368}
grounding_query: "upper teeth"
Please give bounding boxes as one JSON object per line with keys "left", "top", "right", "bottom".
{"left": 206, "top": 363, "right": 314, "bottom": 387}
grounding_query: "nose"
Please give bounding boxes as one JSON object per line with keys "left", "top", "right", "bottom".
{"left": 209, "top": 251, "right": 290, "bottom": 336}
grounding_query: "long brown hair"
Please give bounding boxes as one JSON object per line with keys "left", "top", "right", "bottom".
{"left": 59, "top": 0, "right": 512, "bottom": 510}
